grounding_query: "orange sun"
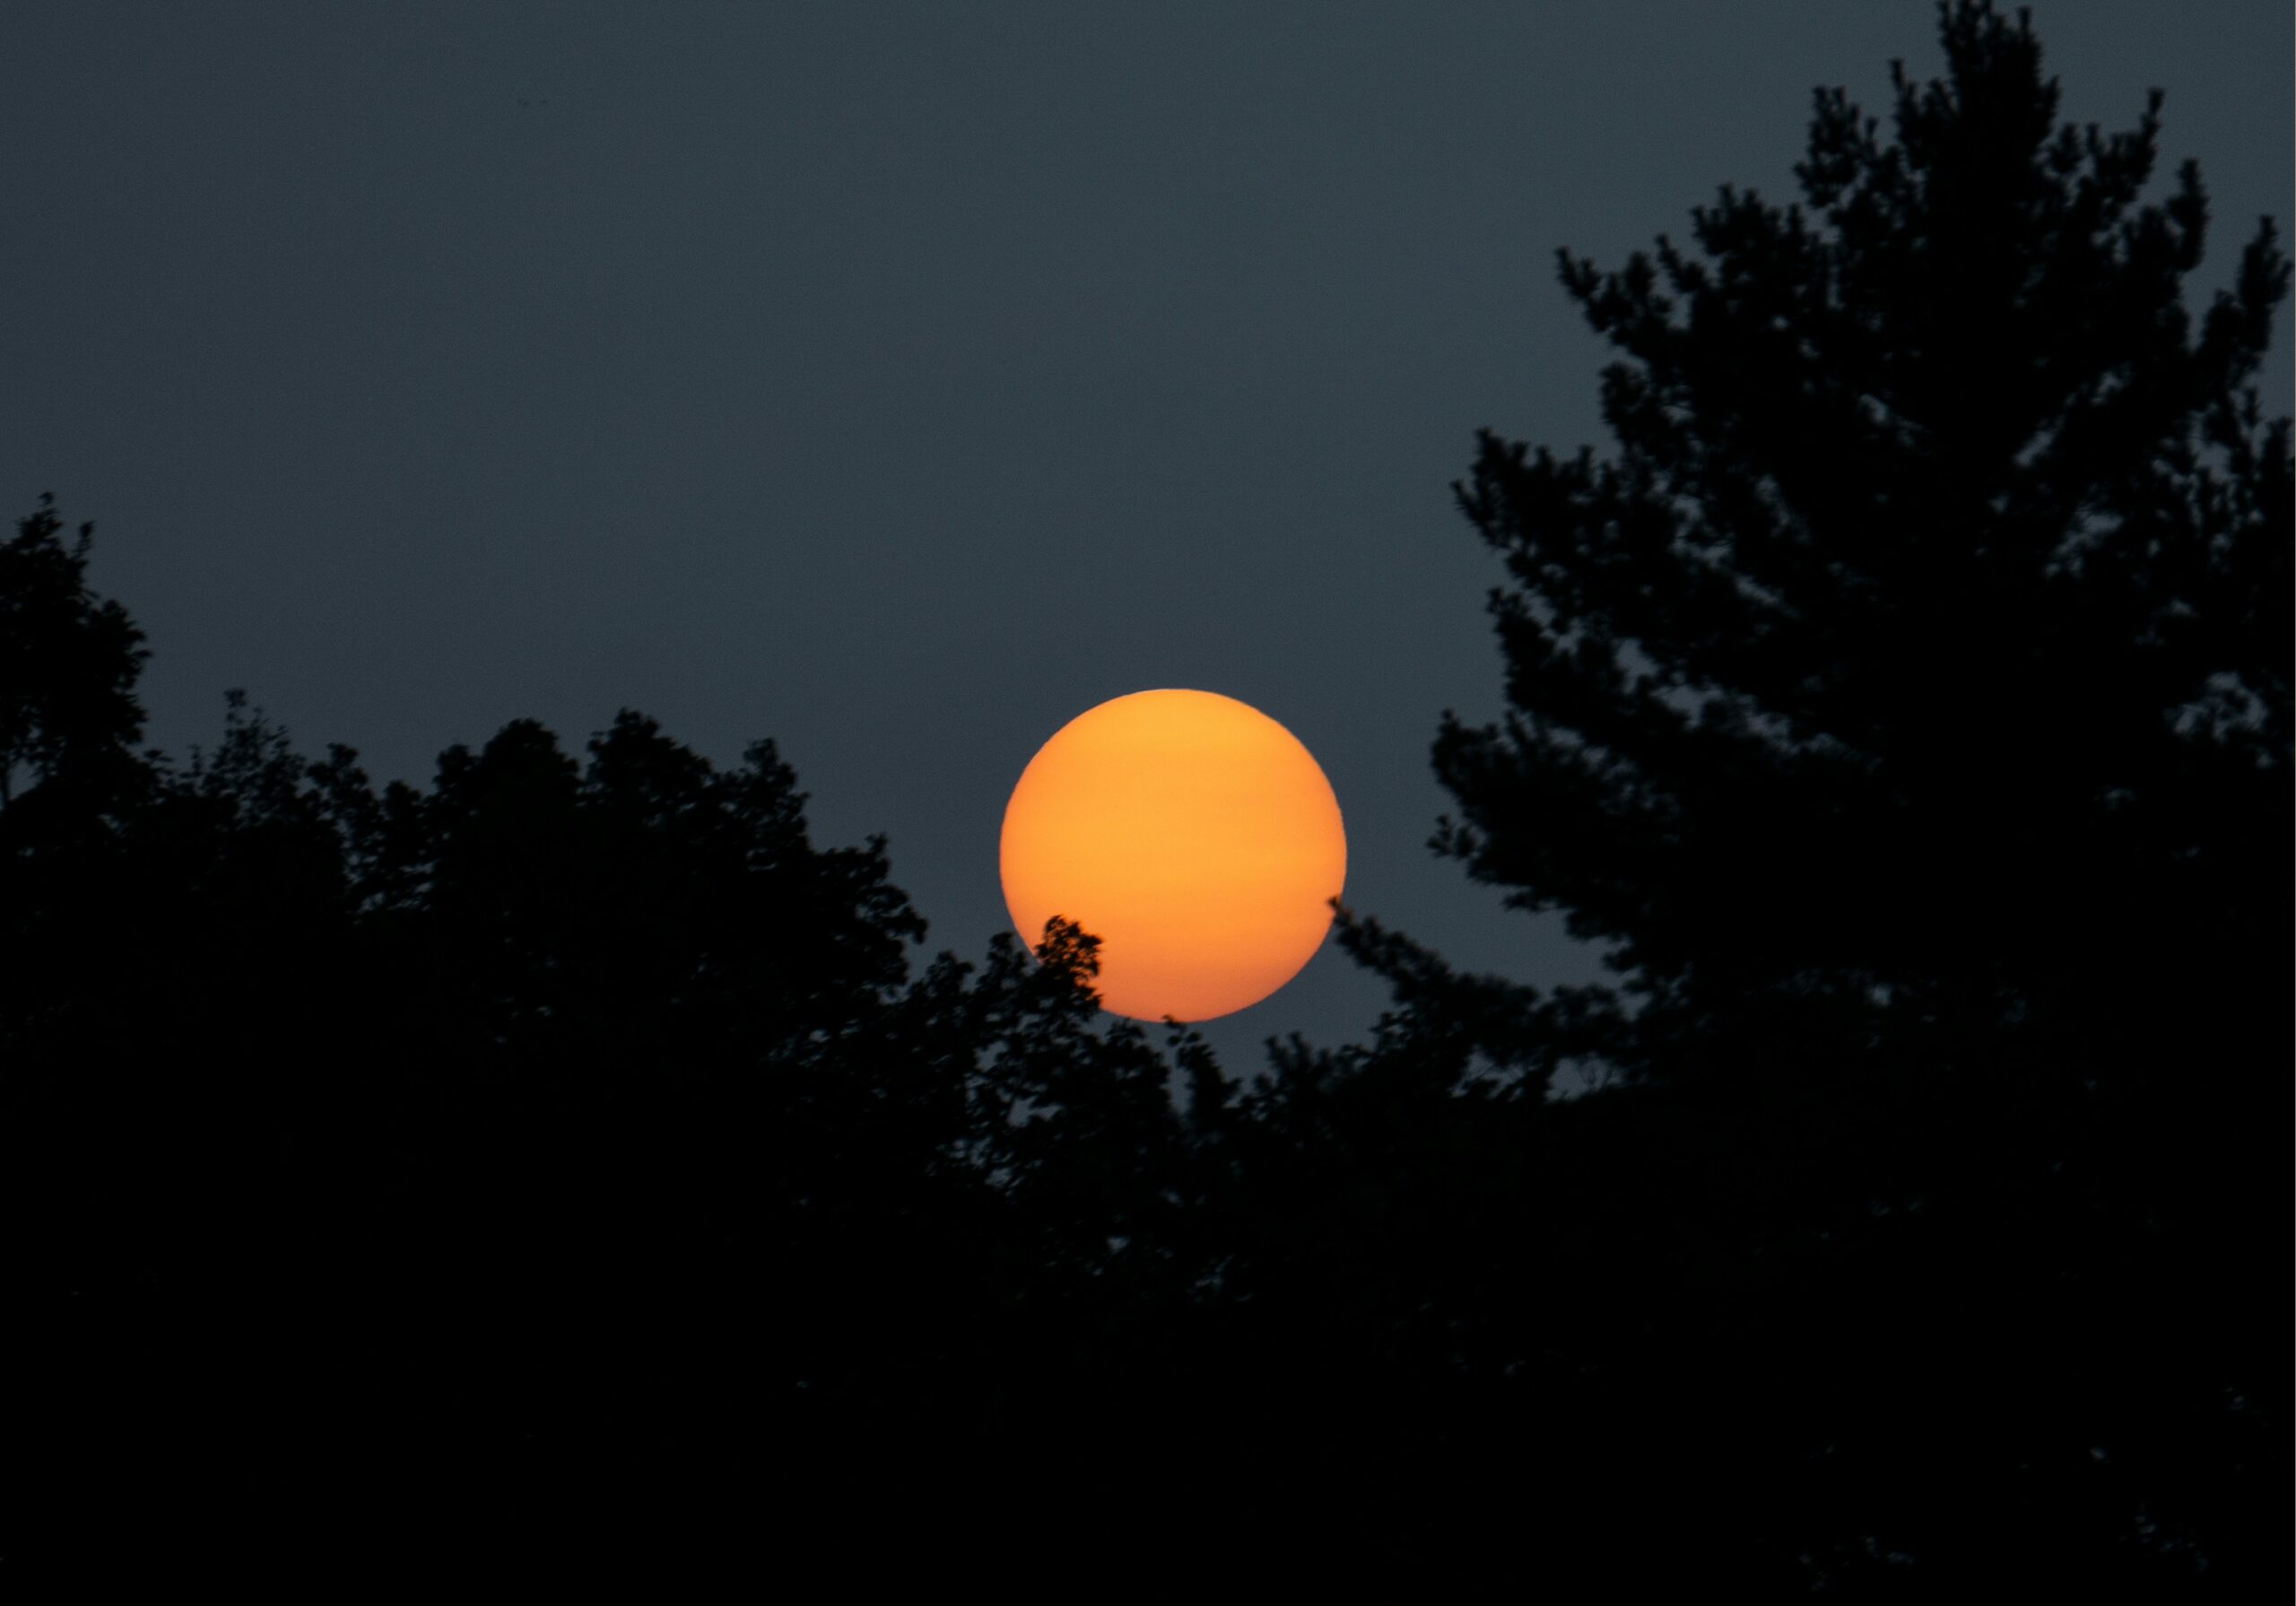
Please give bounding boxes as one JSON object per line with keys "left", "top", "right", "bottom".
{"left": 998, "top": 689, "right": 1346, "bottom": 1022}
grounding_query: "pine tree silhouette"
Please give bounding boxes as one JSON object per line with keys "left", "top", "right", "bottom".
{"left": 1317, "top": 2, "right": 2290, "bottom": 1590}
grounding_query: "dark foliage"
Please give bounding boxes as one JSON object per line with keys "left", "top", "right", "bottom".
{"left": 1325, "top": 1, "right": 2291, "bottom": 1591}
{"left": 4, "top": 570, "right": 1196, "bottom": 1575}
{"left": 5, "top": 4, "right": 2286, "bottom": 1593}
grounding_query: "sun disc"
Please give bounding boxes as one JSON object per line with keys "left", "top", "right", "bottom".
{"left": 998, "top": 689, "right": 1346, "bottom": 1022}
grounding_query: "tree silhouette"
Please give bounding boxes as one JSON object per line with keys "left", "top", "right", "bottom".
{"left": 0, "top": 495, "right": 149, "bottom": 814}
{"left": 7, "top": 4, "right": 2286, "bottom": 1593}
{"left": 1429, "top": 0, "right": 2287, "bottom": 1076}
{"left": 3, "top": 530, "right": 1204, "bottom": 1572}
{"left": 1323, "top": 0, "right": 2289, "bottom": 1590}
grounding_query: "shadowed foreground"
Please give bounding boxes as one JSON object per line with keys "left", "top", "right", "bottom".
{"left": 6, "top": 5, "right": 2287, "bottom": 1592}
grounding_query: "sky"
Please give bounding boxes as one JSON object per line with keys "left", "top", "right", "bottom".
{"left": 5, "top": 1, "right": 2289, "bottom": 1068}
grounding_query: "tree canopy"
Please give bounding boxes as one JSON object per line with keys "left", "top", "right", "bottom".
{"left": 6, "top": 3, "right": 2286, "bottom": 1593}
{"left": 1331, "top": 1, "right": 2290, "bottom": 1587}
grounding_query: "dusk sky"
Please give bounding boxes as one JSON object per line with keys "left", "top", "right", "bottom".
{"left": 5, "top": 1, "right": 2287, "bottom": 1063}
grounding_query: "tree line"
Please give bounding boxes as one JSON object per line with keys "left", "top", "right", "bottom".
{"left": 6, "top": 4, "right": 2286, "bottom": 1591}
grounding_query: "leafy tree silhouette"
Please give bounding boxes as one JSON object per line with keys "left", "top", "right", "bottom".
{"left": 4, "top": 524, "right": 1202, "bottom": 1575}
{"left": 0, "top": 495, "right": 150, "bottom": 816}
{"left": 1309, "top": 0, "right": 2289, "bottom": 1592}
{"left": 8, "top": 4, "right": 2286, "bottom": 1593}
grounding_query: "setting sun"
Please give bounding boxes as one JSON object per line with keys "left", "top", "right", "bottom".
{"left": 998, "top": 690, "right": 1346, "bottom": 1022}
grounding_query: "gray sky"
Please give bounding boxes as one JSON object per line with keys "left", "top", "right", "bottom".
{"left": 5, "top": 1, "right": 2288, "bottom": 1066}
